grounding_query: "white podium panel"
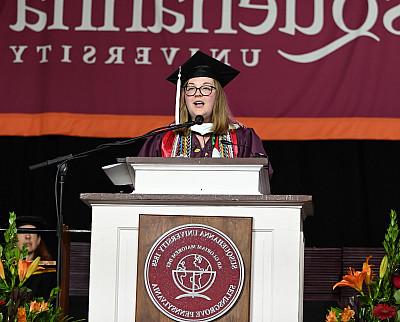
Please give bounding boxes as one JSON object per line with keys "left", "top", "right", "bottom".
{"left": 103, "top": 157, "right": 271, "bottom": 195}
{"left": 81, "top": 194, "right": 312, "bottom": 322}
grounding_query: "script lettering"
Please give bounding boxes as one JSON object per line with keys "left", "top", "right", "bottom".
{"left": 278, "top": 0, "right": 380, "bottom": 63}
{"left": 238, "top": 0, "right": 277, "bottom": 35}
{"left": 279, "top": 0, "right": 323, "bottom": 35}
{"left": 383, "top": 3, "right": 400, "bottom": 35}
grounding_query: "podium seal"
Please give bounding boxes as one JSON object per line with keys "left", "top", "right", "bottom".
{"left": 144, "top": 224, "right": 244, "bottom": 322}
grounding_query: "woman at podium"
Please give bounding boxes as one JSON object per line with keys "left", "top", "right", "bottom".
{"left": 139, "top": 51, "right": 272, "bottom": 174}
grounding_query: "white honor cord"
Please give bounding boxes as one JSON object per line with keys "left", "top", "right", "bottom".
{"left": 174, "top": 66, "right": 181, "bottom": 125}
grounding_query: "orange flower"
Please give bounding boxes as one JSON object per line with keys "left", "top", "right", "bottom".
{"left": 17, "top": 307, "right": 27, "bottom": 322}
{"left": 39, "top": 301, "right": 49, "bottom": 312}
{"left": 325, "top": 310, "right": 338, "bottom": 322}
{"left": 0, "top": 260, "right": 5, "bottom": 280}
{"left": 362, "top": 256, "right": 373, "bottom": 285}
{"left": 18, "top": 260, "right": 29, "bottom": 282}
{"left": 29, "top": 300, "right": 41, "bottom": 313}
{"left": 18, "top": 257, "right": 40, "bottom": 283}
{"left": 340, "top": 306, "right": 355, "bottom": 322}
{"left": 30, "top": 300, "right": 49, "bottom": 313}
{"left": 333, "top": 267, "right": 367, "bottom": 292}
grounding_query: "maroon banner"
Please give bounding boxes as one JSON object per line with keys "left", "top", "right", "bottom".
{"left": 1, "top": 0, "right": 400, "bottom": 139}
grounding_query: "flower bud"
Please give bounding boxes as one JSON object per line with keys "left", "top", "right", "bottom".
{"left": 380, "top": 255, "right": 388, "bottom": 279}
{"left": 0, "top": 260, "right": 5, "bottom": 280}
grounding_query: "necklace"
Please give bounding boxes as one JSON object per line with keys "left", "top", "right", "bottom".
{"left": 170, "top": 130, "right": 235, "bottom": 158}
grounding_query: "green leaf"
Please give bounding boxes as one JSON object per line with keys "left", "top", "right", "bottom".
{"left": 357, "top": 294, "right": 370, "bottom": 305}
{"left": 329, "top": 306, "right": 342, "bottom": 314}
{"left": 395, "top": 310, "right": 400, "bottom": 322}
{"left": 394, "top": 289, "right": 400, "bottom": 304}
{"left": 50, "top": 286, "right": 60, "bottom": 299}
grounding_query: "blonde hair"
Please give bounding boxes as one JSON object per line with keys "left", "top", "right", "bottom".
{"left": 178, "top": 79, "right": 233, "bottom": 135}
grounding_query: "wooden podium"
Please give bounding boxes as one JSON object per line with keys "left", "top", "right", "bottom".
{"left": 81, "top": 158, "right": 312, "bottom": 322}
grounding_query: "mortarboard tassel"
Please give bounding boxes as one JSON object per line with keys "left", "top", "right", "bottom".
{"left": 174, "top": 66, "right": 181, "bottom": 124}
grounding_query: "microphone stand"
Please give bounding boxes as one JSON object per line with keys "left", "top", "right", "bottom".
{"left": 54, "top": 162, "right": 66, "bottom": 307}
{"left": 27, "top": 116, "right": 204, "bottom": 308}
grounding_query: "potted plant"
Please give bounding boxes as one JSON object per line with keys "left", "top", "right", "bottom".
{"left": 326, "top": 210, "right": 400, "bottom": 322}
{"left": 0, "top": 212, "right": 81, "bottom": 321}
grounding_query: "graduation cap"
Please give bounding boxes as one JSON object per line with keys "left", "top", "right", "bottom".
{"left": 167, "top": 51, "right": 240, "bottom": 124}
{"left": 16, "top": 216, "right": 48, "bottom": 234}
{"left": 167, "top": 51, "right": 240, "bottom": 87}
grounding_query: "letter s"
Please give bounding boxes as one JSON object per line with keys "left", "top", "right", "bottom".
{"left": 83, "top": 45, "right": 96, "bottom": 64}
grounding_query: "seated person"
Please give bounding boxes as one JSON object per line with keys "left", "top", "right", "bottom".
{"left": 16, "top": 216, "right": 56, "bottom": 299}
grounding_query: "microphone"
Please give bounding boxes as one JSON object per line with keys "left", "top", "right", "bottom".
{"left": 29, "top": 154, "right": 73, "bottom": 170}
{"left": 193, "top": 115, "right": 204, "bottom": 125}
{"left": 170, "top": 115, "right": 204, "bottom": 129}
{"left": 161, "top": 114, "right": 204, "bottom": 130}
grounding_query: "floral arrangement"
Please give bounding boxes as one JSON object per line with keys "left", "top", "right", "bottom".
{"left": 0, "top": 212, "right": 79, "bottom": 322}
{"left": 326, "top": 209, "right": 400, "bottom": 322}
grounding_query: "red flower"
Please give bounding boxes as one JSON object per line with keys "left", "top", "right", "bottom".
{"left": 0, "top": 299, "right": 6, "bottom": 306}
{"left": 372, "top": 303, "right": 396, "bottom": 320}
{"left": 392, "top": 267, "right": 400, "bottom": 289}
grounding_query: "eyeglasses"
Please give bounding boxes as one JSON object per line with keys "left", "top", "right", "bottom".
{"left": 184, "top": 85, "right": 216, "bottom": 96}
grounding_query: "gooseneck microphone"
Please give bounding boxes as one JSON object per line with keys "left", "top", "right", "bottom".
{"left": 194, "top": 115, "right": 204, "bottom": 125}
{"left": 29, "top": 115, "right": 206, "bottom": 167}
{"left": 94, "top": 115, "right": 204, "bottom": 148}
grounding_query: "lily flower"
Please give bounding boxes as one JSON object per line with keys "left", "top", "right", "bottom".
{"left": 39, "top": 301, "right": 49, "bottom": 312}
{"left": 29, "top": 300, "right": 41, "bottom": 313}
{"left": 0, "top": 260, "right": 5, "bottom": 280}
{"left": 18, "top": 257, "right": 40, "bottom": 284}
{"left": 333, "top": 267, "right": 367, "bottom": 292}
{"left": 325, "top": 310, "right": 338, "bottom": 322}
{"left": 362, "top": 256, "right": 373, "bottom": 285}
{"left": 29, "top": 300, "right": 49, "bottom": 313}
{"left": 26, "top": 257, "right": 40, "bottom": 279}
{"left": 18, "top": 260, "right": 29, "bottom": 282}
{"left": 340, "top": 306, "right": 355, "bottom": 322}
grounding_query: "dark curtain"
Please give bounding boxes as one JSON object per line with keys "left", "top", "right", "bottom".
{"left": 1, "top": 137, "right": 399, "bottom": 253}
